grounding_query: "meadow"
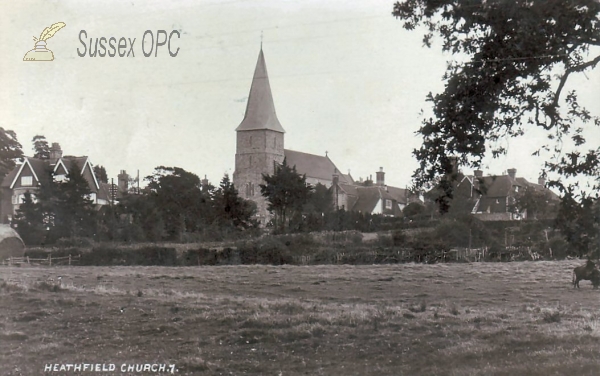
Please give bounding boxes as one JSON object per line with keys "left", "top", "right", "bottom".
{"left": 1, "top": 261, "right": 600, "bottom": 375}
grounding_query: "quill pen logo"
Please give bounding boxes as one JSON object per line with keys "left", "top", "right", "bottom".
{"left": 23, "top": 22, "right": 66, "bottom": 61}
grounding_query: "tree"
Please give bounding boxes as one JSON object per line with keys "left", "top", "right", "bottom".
{"left": 260, "top": 158, "right": 313, "bottom": 233}
{"left": 393, "top": 1, "right": 600, "bottom": 201}
{"left": 555, "top": 192, "right": 598, "bottom": 257}
{"left": 13, "top": 191, "right": 45, "bottom": 245}
{"left": 93, "top": 165, "right": 108, "bottom": 184}
{"left": 212, "top": 174, "right": 257, "bottom": 230}
{"left": 54, "top": 162, "right": 96, "bottom": 238}
{"left": 145, "top": 166, "right": 204, "bottom": 240}
{"left": 0, "top": 128, "right": 23, "bottom": 182}
{"left": 32, "top": 135, "right": 50, "bottom": 159}
{"left": 512, "top": 186, "right": 557, "bottom": 220}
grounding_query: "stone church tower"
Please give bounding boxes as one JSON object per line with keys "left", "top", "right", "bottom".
{"left": 233, "top": 48, "right": 285, "bottom": 224}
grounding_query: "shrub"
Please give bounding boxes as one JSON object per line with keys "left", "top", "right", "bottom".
{"left": 237, "top": 238, "right": 292, "bottom": 265}
{"left": 392, "top": 230, "right": 406, "bottom": 246}
{"left": 55, "top": 237, "right": 94, "bottom": 248}
{"left": 377, "top": 233, "right": 394, "bottom": 247}
{"left": 548, "top": 237, "right": 568, "bottom": 260}
{"left": 80, "top": 246, "right": 177, "bottom": 266}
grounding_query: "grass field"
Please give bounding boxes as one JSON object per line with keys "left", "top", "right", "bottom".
{"left": 2, "top": 261, "right": 600, "bottom": 375}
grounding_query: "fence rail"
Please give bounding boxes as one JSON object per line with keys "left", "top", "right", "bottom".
{"left": 1, "top": 254, "right": 80, "bottom": 266}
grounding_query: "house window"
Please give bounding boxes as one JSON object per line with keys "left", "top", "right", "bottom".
{"left": 21, "top": 176, "right": 33, "bottom": 186}
{"left": 54, "top": 174, "right": 66, "bottom": 182}
{"left": 385, "top": 199, "right": 392, "bottom": 209}
{"left": 495, "top": 199, "right": 500, "bottom": 204}
{"left": 12, "top": 194, "right": 25, "bottom": 205}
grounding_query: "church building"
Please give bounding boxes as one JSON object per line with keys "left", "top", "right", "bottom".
{"left": 233, "top": 48, "right": 418, "bottom": 224}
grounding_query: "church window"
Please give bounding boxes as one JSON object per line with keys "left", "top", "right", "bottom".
{"left": 273, "top": 137, "right": 276, "bottom": 148}
{"left": 249, "top": 156, "right": 253, "bottom": 166}
{"left": 245, "top": 182, "right": 255, "bottom": 197}
{"left": 249, "top": 136, "right": 253, "bottom": 146}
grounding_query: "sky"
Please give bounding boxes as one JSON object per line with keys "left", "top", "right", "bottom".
{"left": 1, "top": 0, "right": 599, "bottom": 190}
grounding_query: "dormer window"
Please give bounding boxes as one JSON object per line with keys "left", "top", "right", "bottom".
{"left": 54, "top": 174, "right": 66, "bottom": 183}
{"left": 514, "top": 186, "right": 519, "bottom": 192}
{"left": 21, "top": 176, "right": 33, "bottom": 186}
{"left": 385, "top": 199, "right": 392, "bottom": 209}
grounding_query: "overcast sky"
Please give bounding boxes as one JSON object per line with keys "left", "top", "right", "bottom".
{"left": 1, "top": 0, "right": 599, "bottom": 189}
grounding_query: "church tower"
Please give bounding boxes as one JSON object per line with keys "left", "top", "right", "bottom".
{"left": 233, "top": 48, "right": 285, "bottom": 224}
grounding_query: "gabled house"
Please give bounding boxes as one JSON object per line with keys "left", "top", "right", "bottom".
{"left": 0, "top": 143, "right": 111, "bottom": 223}
{"left": 330, "top": 167, "right": 421, "bottom": 217}
{"left": 451, "top": 168, "right": 559, "bottom": 221}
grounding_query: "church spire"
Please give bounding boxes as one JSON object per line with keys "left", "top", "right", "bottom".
{"left": 235, "top": 48, "right": 285, "bottom": 133}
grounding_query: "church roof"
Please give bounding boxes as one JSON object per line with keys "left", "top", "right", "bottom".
{"left": 284, "top": 149, "right": 349, "bottom": 184}
{"left": 236, "top": 49, "right": 285, "bottom": 133}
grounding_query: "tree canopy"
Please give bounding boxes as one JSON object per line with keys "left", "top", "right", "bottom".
{"left": 0, "top": 128, "right": 23, "bottom": 181}
{"left": 32, "top": 135, "right": 50, "bottom": 159}
{"left": 393, "top": 0, "right": 600, "bottom": 200}
{"left": 260, "top": 159, "right": 313, "bottom": 233}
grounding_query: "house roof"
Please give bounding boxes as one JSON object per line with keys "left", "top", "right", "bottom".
{"left": 386, "top": 186, "right": 409, "bottom": 204}
{"left": 478, "top": 175, "right": 519, "bottom": 197}
{"left": 2, "top": 157, "right": 52, "bottom": 189}
{"left": 352, "top": 186, "right": 395, "bottom": 213}
{"left": 284, "top": 149, "right": 349, "bottom": 184}
{"left": 235, "top": 49, "right": 285, "bottom": 133}
{"left": 515, "top": 177, "right": 560, "bottom": 201}
{"left": 1, "top": 154, "right": 100, "bottom": 193}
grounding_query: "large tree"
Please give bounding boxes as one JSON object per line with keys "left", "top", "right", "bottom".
{"left": 32, "top": 135, "right": 50, "bottom": 159}
{"left": 260, "top": 159, "right": 313, "bottom": 233}
{"left": 393, "top": 1, "right": 600, "bottom": 203}
{"left": 0, "top": 128, "right": 23, "bottom": 181}
{"left": 54, "top": 162, "right": 96, "bottom": 238}
{"left": 13, "top": 191, "right": 45, "bottom": 245}
{"left": 212, "top": 174, "right": 257, "bottom": 230}
{"left": 93, "top": 165, "right": 108, "bottom": 184}
{"left": 145, "top": 166, "right": 204, "bottom": 240}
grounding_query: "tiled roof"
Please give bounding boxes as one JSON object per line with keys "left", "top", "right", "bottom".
{"left": 236, "top": 49, "right": 285, "bottom": 133}
{"left": 1, "top": 157, "right": 52, "bottom": 188}
{"left": 60, "top": 156, "right": 88, "bottom": 172}
{"left": 386, "top": 186, "right": 409, "bottom": 204}
{"left": 352, "top": 186, "right": 396, "bottom": 214}
{"left": 478, "top": 175, "right": 517, "bottom": 197}
{"left": 284, "top": 149, "right": 348, "bottom": 184}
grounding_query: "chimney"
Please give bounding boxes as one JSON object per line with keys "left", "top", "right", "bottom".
{"left": 376, "top": 167, "right": 385, "bottom": 186}
{"left": 538, "top": 176, "right": 546, "bottom": 186}
{"left": 49, "top": 143, "right": 62, "bottom": 161}
{"left": 117, "top": 170, "right": 129, "bottom": 193}
{"left": 507, "top": 168, "right": 517, "bottom": 180}
{"left": 474, "top": 170, "right": 483, "bottom": 178}
{"left": 332, "top": 172, "right": 339, "bottom": 186}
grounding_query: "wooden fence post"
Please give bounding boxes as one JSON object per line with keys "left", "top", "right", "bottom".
{"left": 49, "top": 254, "right": 52, "bottom": 266}
{"left": 68, "top": 254, "right": 71, "bottom": 266}
{"left": 27, "top": 256, "right": 30, "bottom": 264}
